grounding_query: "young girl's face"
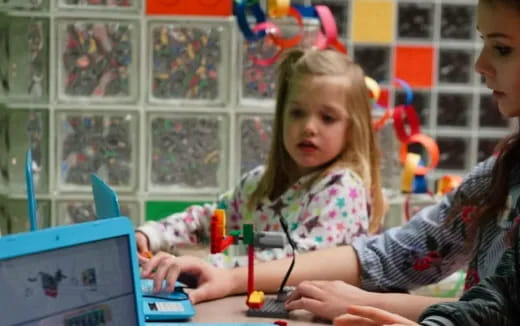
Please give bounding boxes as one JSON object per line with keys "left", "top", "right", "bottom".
{"left": 283, "top": 74, "right": 349, "bottom": 177}
{"left": 476, "top": 1, "right": 520, "bottom": 117}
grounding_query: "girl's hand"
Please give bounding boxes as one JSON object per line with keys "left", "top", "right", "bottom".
{"left": 334, "top": 305, "right": 419, "bottom": 326}
{"left": 285, "top": 280, "right": 374, "bottom": 320}
{"left": 135, "top": 231, "right": 151, "bottom": 259}
{"left": 140, "top": 251, "right": 235, "bottom": 304}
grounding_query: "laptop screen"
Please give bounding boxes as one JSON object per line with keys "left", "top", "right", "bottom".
{"left": 0, "top": 236, "right": 139, "bottom": 326}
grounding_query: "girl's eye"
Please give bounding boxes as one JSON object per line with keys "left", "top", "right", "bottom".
{"left": 289, "top": 108, "right": 304, "bottom": 118}
{"left": 322, "top": 114, "right": 336, "bottom": 123}
{"left": 494, "top": 46, "right": 512, "bottom": 56}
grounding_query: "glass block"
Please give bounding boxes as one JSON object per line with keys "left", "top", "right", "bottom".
{"left": 394, "top": 90, "right": 431, "bottom": 127}
{"left": 57, "top": 111, "right": 138, "bottom": 192}
{"left": 241, "top": 37, "right": 278, "bottom": 101}
{"left": 438, "top": 49, "right": 473, "bottom": 84}
{"left": 239, "top": 115, "right": 273, "bottom": 175}
{"left": 240, "top": 20, "right": 320, "bottom": 103}
{"left": 377, "top": 121, "right": 401, "bottom": 197}
{"left": 1, "top": 0, "right": 49, "bottom": 10}
{"left": 59, "top": 0, "right": 137, "bottom": 10}
{"left": 56, "top": 199, "right": 139, "bottom": 226}
{"left": 56, "top": 19, "right": 139, "bottom": 103}
{"left": 437, "top": 93, "right": 472, "bottom": 127}
{"left": 148, "top": 113, "right": 228, "bottom": 193}
{"left": 0, "top": 196, "right": 6, "bottom": 235}
{"left": 3, "top": 17, "right": 49, "bottom": 101}
{"left": 0, "top": 106, "right": 7, "bottom": 193}
{"left": 436, "top": 137, "right": 469, "bottom": 170}
{"left": 7, "top": 109, "right": 49, "bottom": 194}
{"left": 7, "top": 199, "right": 51, "bottom": 234}
{"left": 148, "top": 21, "right": 231, "bottom": 106}
{"left": 397, "top": 2, "right": 434, "bottom": 40}
{"left": 311, "top": 0, "right": 349, "bottom": 37}
{"left": 353, "top": 46, "right": 390, "bottom": 83}
{"left": 440, "top": 4, "right": 475, "bottom": 40}
{"left": 478, "top": 138, "right": 500, "bottom": 162}
{"left": 479, "top": 94, "right": 509, "bottom": 128}
{"left": 0, "top": 19, "right": 7, "bottom": 99}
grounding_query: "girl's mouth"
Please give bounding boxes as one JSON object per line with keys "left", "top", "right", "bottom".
{"left": 298, "top": 141, "right": 318, "bottom": 152}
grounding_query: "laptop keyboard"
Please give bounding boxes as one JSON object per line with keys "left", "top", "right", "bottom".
{"left": 148, "top": 302, "right": 185, "bottom": 312}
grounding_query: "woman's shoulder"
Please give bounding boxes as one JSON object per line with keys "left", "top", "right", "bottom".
{"left": 456, "top": 156, "right": 496, "bottom": 194}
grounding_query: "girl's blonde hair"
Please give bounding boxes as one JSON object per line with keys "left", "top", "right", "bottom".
{"left": 248, "top": 48, "right": 384, "bottom": 234}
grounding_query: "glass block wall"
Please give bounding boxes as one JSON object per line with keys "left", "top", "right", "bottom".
{"left": 0, "top": 0, "right": 515, "bottom": 235}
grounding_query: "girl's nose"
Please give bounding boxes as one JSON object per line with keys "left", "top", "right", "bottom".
{"left": 303, "top": 118, "right": 317, "bottom": 136}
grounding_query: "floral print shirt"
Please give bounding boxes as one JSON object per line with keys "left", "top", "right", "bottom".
{"left": 419, "top": 182, "right": 520, "bottom": 326}
{"left": 138, "top": 165, "right": 371, "bottom": 268}
{"left": 353, "top": 156, "right": 520, "bottom": 295}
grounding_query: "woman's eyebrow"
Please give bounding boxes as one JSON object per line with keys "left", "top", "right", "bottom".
{"left": 476, "top": 25, "right": 512, "bottom": 40}
{"left": 486, "top": 32, "right": 512, "bottom": 40}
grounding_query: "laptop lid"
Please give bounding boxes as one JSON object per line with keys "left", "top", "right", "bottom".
{"left": 90, "top": 174, "right": 196, "bottom": 321}
{"left": 91, "top": 174, "right": 121, "bottom": 219}
{"left": 0, "top": 217, "right": 146, "bottom": 325}
{"left": 25, "top": 148, "right": 38, "bottom": 231}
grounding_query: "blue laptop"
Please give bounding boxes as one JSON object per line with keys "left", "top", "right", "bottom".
{"left": 0, "top": 218, "right": 278, "bottom": 326}
{"left": 0, "top": 218, "right": 147, "bottom": 325}
{"left": 90, "top": 174, "right": 196, "bottom": 322}
{"left": 3, "top": 158, "right": 277, "bottom": 325}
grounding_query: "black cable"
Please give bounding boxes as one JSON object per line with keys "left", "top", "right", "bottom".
{"left": 276, "top": 215, "right": 296, "bottom": 300}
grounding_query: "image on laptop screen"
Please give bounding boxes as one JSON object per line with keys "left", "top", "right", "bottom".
{"left": 0, "top": 236, "right": 139, "bottom": 326}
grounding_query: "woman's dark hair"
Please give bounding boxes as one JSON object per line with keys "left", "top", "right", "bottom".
{"left": 480, "top": 0, "right": 520, "bottom": 10}
{"left": 451, "top": 123, "right": 520, "bottom": 239}
{"left": 449, "top": 0, "right": 520, "bottom": 238}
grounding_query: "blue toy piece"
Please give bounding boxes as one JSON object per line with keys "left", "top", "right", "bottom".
{"left": 413, "top": 174, "right": 428, "bottom": 194}
{"left": 413, "top": 160, "right": 429, "bottom": 194}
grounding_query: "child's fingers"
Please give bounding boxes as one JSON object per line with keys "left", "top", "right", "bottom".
{"left": 151, "top": 255, "right": 173, "bottom": 293}
{"left": 284, "top": 287, "right": 302, "bottom": 304}
{"left": 140, "top": 256, "right": 157, "bottom": 276}
{"left": 285, "top": 281, "right": 325, "bottom": 304}
{"left": 138, "top": 255, "right": 149, "bottom": 266}
{"left": 334, "top": 313, "right": 379, "bottom": 326}
{"left": 185, "top": 282, "right": 213, "bottom": 304}
{"left": 164, "top": 264, "right": 182, "bottom": 293}
{"left": 135, "top": 232, "right": 150, "bottom": 252}
{"left": 284, "top": 296, "right": 323, "bottom": 313}
{"left": 346, "top": 305, "right": 416, "bottom": 325}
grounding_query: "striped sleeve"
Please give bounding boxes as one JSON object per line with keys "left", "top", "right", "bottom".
{"left": 352, "top": 157, "right": 495, "bottom": 292}
{"left": 420, "top": 316, "right": 456, "bottom": 326}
